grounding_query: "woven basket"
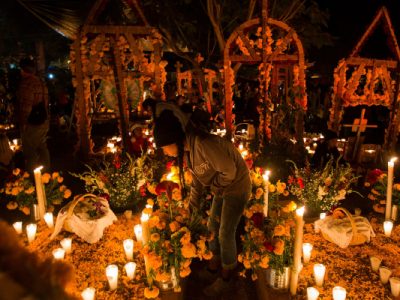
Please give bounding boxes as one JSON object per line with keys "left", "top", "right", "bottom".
{"left": 321, "top": 207, "right": 368, "bottom": 246}
{"left": 64, "top": 193, "right": 100, "bottom": 232}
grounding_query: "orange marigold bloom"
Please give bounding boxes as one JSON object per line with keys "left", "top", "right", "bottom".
{"left": 11, "top": 187, "right": 19, "bottom": 196}
{"left": 273, "top": 225, "right": 286, "bottom": 237}
{"left": 155, "top": 272, "right": 171, "bottom": 282}
{"left": 172, "top": 188, "right": 182, "bottom": 201}
{"left": 273, "top": 239, "right": 285, "bottom": 255}
{"left": 52, "top": 172, "right": 59, "bottom": 179}
{"left": 147, "top": 198, "right": 154, "bottom": 206}
{"left": 202, "top": 251, "right": 213, "bottom": 260}
{"left": 142, "top": 207, "right": 152, "bottom": 215}
{"left": 180, "top": 267, "right": 191, "bottom": 278}
{"left": 169, "top": 221, "right": 180, "bottom": 233}
{"left": 156, "top": 220, "right": 166, "bottom": 230}
{"left": 6, "top": 201, "right": 18, "bottom": 210}
{"left": 144, "top": 286, "right": 159, "bottom": 299}
{"left": 12, "top": 168, "right": 20, "bottom": 176}
{"left": 148, "top": 216, "right": 160, "bottom": 228}
{"left": 21, "top": 206, "right": 30, "bottom": 215}
{"left": 181, "top": 243, "right": 197, "bottom": 258}
{"left": 260, "top": 255, "right": 269, "bottom": 268}
{"left": 57, "top": 177, "right": 64, "bottom": 183}
{"left": 63, "top": 189, "right": 72, "bottom": 199}
{"left": 59, "top": 185, "right": 67, "bottom": 192}
{"left": 150, "top": 233, "right": 160, "bottom": 242}
{"left": 180, "top": 232, "right": 191, "bottom": 245}
{"left": 25, "top": 186, "right": 35, "bottom": 194}
{"left": 41, "top": 173, "right": 51, "bottom": 184}
{"left": 23, "top": 172, "right": 29, "bottom": 178}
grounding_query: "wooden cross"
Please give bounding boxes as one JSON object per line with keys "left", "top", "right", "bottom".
{"left": 342, "top": 108, "right": 378, "bottom": 160}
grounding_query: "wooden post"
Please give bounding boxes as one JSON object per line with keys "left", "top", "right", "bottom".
{"left": 153, "top": 42, "right": 163, "bottom": 99}
{"left": 175, "top": 61, "right": 183, "bottom": 95}
{"left": 35, "top": 40, "right": 46, "bottom": 75}
{"left": 261, "top": 0, "right": 269, "bottom": 147}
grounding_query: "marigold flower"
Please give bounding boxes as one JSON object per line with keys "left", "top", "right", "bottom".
{"left": 172, "top": 188, "right": 182, "bottom": 201}
{"left": 150, "top": 233, "right": 160, "bottom": 242}
{"left": 268, "top": 184, "right": 276, "bottom": 193}
{"left": 57, "top": 177, "right": 64, "bottom": 183}
{"left": 276, "top": 181, "right": 286, "bottom": 194}
{"left": 25, "top": 186, "right": 35, "bottom": 194}
{"left": 255, "top": 188, "right": 264, "bottom": 200}
{"left": 21, "top": 206, "right": 30, "bottom": 215}
{"left": 180, "top": 232, "right": 191, "bottom": 245}
{"left": 273, "top": 225, "right": 286, "bottom": 237}
{"left": 11, "top": 187, "right": 19, "bottom": 196}
{"left": 169, "top": 221, "right": 180, "bottom": 233}
{"left": 155, "top": 272, "right": 171, "bottom": 282}
{"left": 147, "top": 184, "right": 157, "bottom": 195}
{"left": 147, "top": 198, "right": 154, "bottom": 206}
{"left": 142, "top": 207, "right": 152, "bottom": 215}
{"left": 184, "top": 171, "right": 192, "bottom": 185}
{"left": 148, "top": 216, "right": 160, "bottom": 228}
{"left": 52, "top": 172, "right": 59, "bottom": 179}
{"left": 59, "top": 185, "right": 67, "bottom": 192}
{"left": 156, "top": 220, "right": 166, "bottom": 230}
{"left": 243, "top": 258, "right": 251, "bottom": 269}
{"left": 260, "top": 255, "right": 269, "bottom": 268}
{"left": 180, "top": 267, "right": 191, "bottom": 277}
{"left": 147, "top": 254, "right": 163, "bottom": 269}
{"left": 282, "top": 201, "right": 297, "bottom": 213}
{"left": 6, "top": 201, "right": 18, "bottom": 210}
{"left": 144, "top": 286, "right": 159, "bottom": 299}
{"left": 324, "top": 177, "right": 332, "bottom": 187}
{"left": 251, "top": 273, "right": 258, "bottom": 281}
{"left": 283, "top": 190, "right": 289, "bottom": 197}
{"left": 23, "top": 172, "right": 29, "bottom": 178}
{"left": 273, "top": 239, "right": 285, "bottom": 255}
{"left": 202, "top": 251, "right": 213, "bottom": 260}
{"left": 64, "top": 189, "right": 72, "bottom": 198}
{"left": 181, "top": 243, "right": 196, "bottom": 258}
{"left": 41, "top": 173, "right": 51, "bottom": 184}
{"left": 12, "top": 168, "right": 20, "bottom": 176}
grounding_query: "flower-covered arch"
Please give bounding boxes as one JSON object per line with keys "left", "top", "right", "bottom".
{"left": 223, "top": 16, "right": 307, "bottom": 145}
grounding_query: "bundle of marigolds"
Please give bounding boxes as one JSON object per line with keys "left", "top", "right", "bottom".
{"left": 239, "top": 168, "right": 297, "bottom": 279}
{"left": 1, "top": 168, "right": 72, "bottom": 215}
{"left": 364, "top": 168, "right": 400, "bottom": 214}
{"left": 287, "top": 159, "right": 358, "bottom": 214}
{"left": 140, "top": 180, "right": 213, "bottom": 299}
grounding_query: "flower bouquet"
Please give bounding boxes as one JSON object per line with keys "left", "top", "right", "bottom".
{"left": 239, "top": 168, "right": 296, "bottom": 280}
{"left": 72, "top": 153, "right": 159, "bottom": 211}
{"left": 140, "top": 180, "right": 212, "bottom": 299}
{"left": 1, "top": 169, "right": 72, "bottom": 215}
{"left": 287, "top": 159, "right": 359, "bottom": 215}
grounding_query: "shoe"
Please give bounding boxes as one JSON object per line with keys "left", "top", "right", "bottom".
{"left": 196, "top": 267, "right": 219, "bottom": 283}
{"left": 203, "top": 277, "right": 234, "bottom": 297}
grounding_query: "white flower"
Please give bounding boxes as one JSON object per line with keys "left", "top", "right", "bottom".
{"left": 334, "top": 189, "right": 346, "bottom": 201}
{"left": 317, "top": 186, "right": 328, "bottom": 200}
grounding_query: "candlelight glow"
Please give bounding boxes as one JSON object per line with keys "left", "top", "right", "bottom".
{"left": 26, "top": 223, "right": 37, "bottom": 244}
{"left": 123, "top": 239, "right": 134, "bottom": 261}
{"left": 125, "top": 262, "right": 137, "bottom": 280}
{"left": 384, "top": 220, "right": 393, "bottom": 237}
{"left": 44, "top": 212, "right": 54, "bottom": 228}
{"left": 134, "top": 224, "right": 143, "bottom": 242}
{"left": 81, "top": 287, "right": 95, "bottom": 300}
{"left": 296, "top": 206, "right": 305, "bottom": 217}
{"left": 302, "top": 243, "right": 313, "bottom": 264}
{"left": 332, "top": 286, "right": 346, "bottom": 300}
{"left": 141, "top": 213, "right": 150, "bottom": 222}
{"left": 106, "top": 265, "right": 118, "bottom": 291}
{"left": 13, "top": 222, "right": 23, "bottom": 234}
{"left": 313, "top": 264, "right": 326, "bottom": 287}
{"left": 60, "top": 238, "right": 72, "bottom": 254}
{"left": 262, "top": 170, "right": 270, "bottom": 182}
{"left": 52, "top": 248, "right": 65, "bottom": 260}
{"left": 307, "top": 287, "right": 319, "bottom": 300}
{"left": 319, "top": 213, "right": 326, "bottom": 220}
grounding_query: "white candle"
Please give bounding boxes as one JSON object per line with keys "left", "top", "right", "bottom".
{"left": 313, "top": 264, "right": 326, "bottom": 287}
{"left": 26, "top": 223, "right": 37, "bottom": 243}
{"left": 383, "top": 220, "right": 393, "bottom": 237}
{"left": 123, "top": 239, "right": 134, "bottom": 261}
{"left": 44, "top": 212, "right": 54, "bottom": 228}
{"left": 290, "top": 206, "right": 305, "bottom": 295}
{"left": 386, "top": 157, "right": 397, "bottom": 219}
{"left": 52, "top": 248, "right": 65, "bottom": 260}
{"left": 302, "top": 243, "right": 313, "bottom": 264}
{"left": 124, "top": 262, "right": 137, "bottom": 280}
{"left": 332, "top": 286, "right": 346, "bottom": 300}
{"left": 81, "top": 287, "right": 96, "bottom": 300}
{"left": 307, "top": 287, "right": 319, "bottom": 300}
{"left": 13, "top": 221, "right": 23, "bottom": 234}
{"left": 60, "top": 238, "right": 72, "bottom": 254}
{"left": 239, "top": 143, "right": 244, "bottom": 151}
{"left": 379, "top": 267, "right": 392, "bottom": 284}
{"left": 262, "top": 170, "right": 270, "bottom": 217}
{"left": 141, "top": 213, "right": 150, "bottom": 244}
{"left": 134, "top": 224, "right": 143, "bottom": 243}
{"left": 370, "top": 256, "right": 382, "bottom": 272}
{"left": 319, "top": 213, "right": 326, "bottom": 220}
{"left": 390, "top": 277, "right": 400, "bottom": 297}
{"left": 106, "top": 264, "right": 119, "bottom": 291}
{"left": 33, "top": 166, "right": 47, "bottom": 219}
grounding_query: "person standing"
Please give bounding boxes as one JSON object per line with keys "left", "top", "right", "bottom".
{"left": 153, "top": 110, "right": 251, "bottom": 297}
{"left": 17, "top": 57, "right": 50, "bottom": 172}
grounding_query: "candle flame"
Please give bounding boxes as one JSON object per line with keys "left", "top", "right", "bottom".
{"left": 390, "top": 157, "right": 398, "bottom": 163}
{"left": 140, "top": 213, "right": 150, "bottom": 222}
{"left": 167, "top": 173, "right": 173, "bottom": 180}
{"left": 33, "top": 166, "right": 43, "bottom": 172}
{"left": 262, "top": 170, "right": 270, "bottom": 181}
{"left": 296, "top": 206, "right": 305, "bottom": 217}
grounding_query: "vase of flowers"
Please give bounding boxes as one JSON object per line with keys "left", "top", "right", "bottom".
{"left": 265, "top": 266, "right": 291, "bottom": 290}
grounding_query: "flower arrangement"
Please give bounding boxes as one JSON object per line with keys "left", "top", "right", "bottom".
{"left": 140, "top": 180, "right": 212, "bottom": 298}
{"left": 1, "top": 169, "right": 71, "bottom": 215}
{"left": 239, "top": 168, "right": 296, "bottom": 279}
{"left": 72, "top": 154, "right": 159, "bottom": 211}
{"left": 364, "top": 169, "right": 400, "bottom": 214}
{"left": 287, "top": 159, "right": 359, "bottom": 214}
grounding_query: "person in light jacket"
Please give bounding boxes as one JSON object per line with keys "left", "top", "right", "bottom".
{"left": 153, "top": 110, "right": 251, "bottom": 297}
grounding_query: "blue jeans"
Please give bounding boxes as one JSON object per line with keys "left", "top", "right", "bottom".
{"left": 208, "top": 188, "right": 250, "bottom": 270}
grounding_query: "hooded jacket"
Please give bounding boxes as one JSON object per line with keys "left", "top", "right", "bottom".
{"left": 186, "top": 132, "right": 251, "bottom": 207}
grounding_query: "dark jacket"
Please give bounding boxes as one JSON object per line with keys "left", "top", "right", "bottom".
{"left": 311, "top": 142, "right": 341, "bottom": 169}
{"left": 186, "top": 133, "right": 251, "bottom": 207}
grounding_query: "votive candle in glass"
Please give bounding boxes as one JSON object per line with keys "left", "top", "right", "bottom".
{"left": 13, "top": 221, "right": 23, "bottom": 234}
{"left": 383, "top": 220, "right": 393, "bottom": 237}
{"left": 313, "top": 264, "right": 326, "bottom": 287}
{"left": 26, "top": 223, "right": 37, "bottom": 244}
{"left": 390, "top": 277, "right": 400, "bottom": 297}
{"left": 81, "top": 287, "right": 95, "bottom": 300}
{"left": 302, "top": 243, "right": 313, "bottom": 264}
{"left": 60, "top": 238, "right": 72, "bottom": 254}
{"left": 123, "top": 239, "right": 134, "bottom": 261}
{"left": 44, "top": 212, "right": 54, "bottom": 228}
{"left": 370, "top": 256, "right": 382, "bottom": 272}
{"left": 106, "top": 265, "right": 118, "bottom": 291}
{"left": 52, "top": 248, "right": 65, "bottom": 260}
{"left": 307, "top": 287, "right": 319, "bottom": 300}
{"left": 134, "top": 224, "right": 143, "bottom": 242}
{"left": 332, "top": 286, "right": 346, "bottom": 300}
{"left": 124, "top": 262, "right": 137, "bottom": 280}
{"left": 319, "top": 213, "right": 326, "bottom": 220}
{"left": 379, "top": 267, "right": 392, "bottom": 284}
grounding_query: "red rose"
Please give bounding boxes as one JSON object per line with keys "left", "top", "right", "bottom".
{"left": 366, "top": 169, "right": 384, "bottom": 185}
{"left": 263, "top": 241, "right": 274, "bottom": 252}
{"left": 155, "top": 181, "right": 180, "bottom": 200}
{"left": 251, "top": 213, "right": 264, "bottom": 229}
{"left": 113, "top": 155, "right": 121, "bottom": 169}
{"left": 245, "top": 159, "right": 253, "bottom": 169}
{"left": 166, "top": 161, "right": 174, "bottom": 171}
{"left": 139, "top": 184, "right": 147, "bottom": 197}
{"left": 297, "top": 178, "right": 304, "bottom": 189}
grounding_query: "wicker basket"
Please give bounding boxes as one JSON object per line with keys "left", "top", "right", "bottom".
{"left": 321, "top": 207, "right": 368, "bottom": 246}
{"left": 64, "top": 193, "right": 101, "bottom": 232}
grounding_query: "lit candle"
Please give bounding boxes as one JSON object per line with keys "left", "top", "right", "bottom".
{"left": 319, "top": 213, "right": 326, "bottom": 220}
{"left": 52, "top": 248, "right": 65, "bottom": 260}
{"left": 383, "top": 220, "right": 393, "bottom": 237}
{"left": 386, "top": 157, "right": 397, "bottom": 219}
{"left": 60, "top": 238, "right": 72, "bottom": 254}
{"left": 141, "top": 213, "right": 150, "bottom": 244}
{"left": 33, "top": 166, "right": 47, "bottom": 219}
{"left": 13, "top": 222, "right": 23, "bottom": 234}
{"left": 332, "top": 286, "right": 346, "bottom": 300}
{"left": 167, "top": 172, "right": 173, "bottom": 181}
{"left": 290, "top": 206, "right": 305, "bottom": 295}
{"left": 379, "top": 267, "right": 392, "bottom": 284}
{"left": 106, "top": 264, "right": 119, "bottom": 291}
{"left": 26, "top": 223, "right": 37, "bottom": 243}
{"left": 239, "top": 143, "right": 244, "bottom": 151}
{"left": 81, "top": 287, "right": 96, "bottom": 300}
{"left": 123, "top": 239, "right": 134, "bottom": 261}
{"left": 134, "top": 224, "right": 143, "bottom": 243}
{"left": 307, "top": 287, "right": 319, "bottom": 300}
{"left": 313, "top": 264, "right": 326, "bottom": 287}
{"left": 262, "top": 170, "right": 270, "bottom": 217}
{"left": 302, "top": 243, "right": 313, "bottom": 264}
{"left": 370, "top": 256, "right": 382, "bottom": 272}
{"left": 44, "top": 212, "right": 54, "bottom": 228}
{"left": 124, "top": 262, "right": 137, "bottom": 280}
{"left": 390, "top": 277, "right": 400, "bottom": 297}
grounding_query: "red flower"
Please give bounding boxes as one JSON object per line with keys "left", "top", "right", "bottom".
{"left": 263, "top": 241, "right": 274, "bottom": 252}
{"left": 139, "top": 184, "right": 147, "bottom": 197}
{"left": 366, "top": 169, "right": 384, "bottom": 185}
{"left": 155, "top": 181, "right": 180, "bottom": 200}
{"left": 114, "top": 155, "right": 121, "bottom": 169}
{"left": 99, "top": 193, "right": 110, "bottom": 201}
{"left": 166, "top": 161, "right": 174, "bottom": 171}
{"left": 245, "top": 159, "right": 253, "bottom": 169}
{"left": 297, "top": 178, "right": 304, "bottom": 189}
{"left": 251, "top": 213, "right": 264, "bottom": 229}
